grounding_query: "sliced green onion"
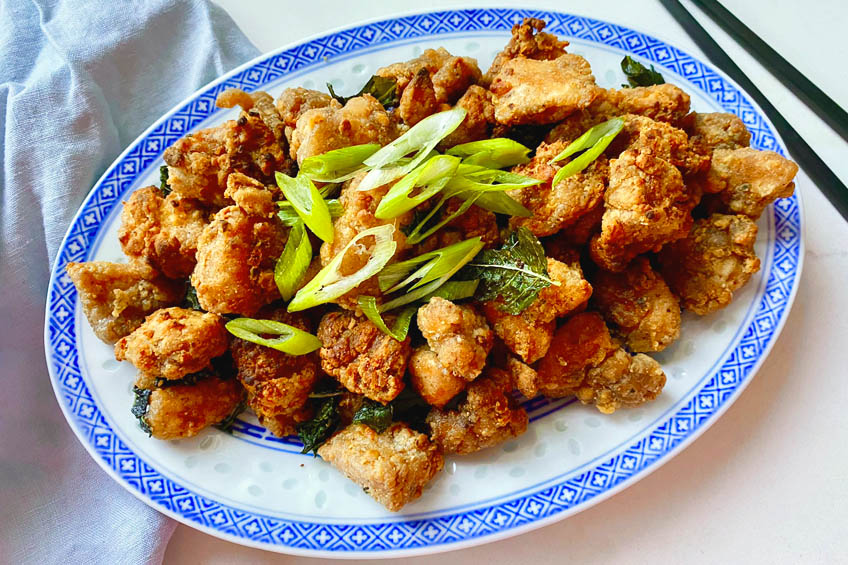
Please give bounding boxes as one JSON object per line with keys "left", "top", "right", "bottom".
{"left": 461, "top": 191, "right": 532, "bottom": 217}
{"left": 275, "top": 172, "right": 335, "bottom": 243}
{"left": 275, "top": 221, "right": 312, "bottom": 301}
{"left": 288, "top": 224, "right": 397, "bottom": 312}
{"left": 405, "top": 193, "right": 481, "bottom": 245}
{"left": 549, "top": 117, "right": 624, "bottom": 187}
{"left": 374, "top": 154, "right": 460, "bottom": 220}
{"left": 447, "top": 138, "right": 531, "bottom": 168}
{"left": 278, "top": 199, "right": 341, "bottom": 226}
{"left": 300, "top": 143, "right": 380, "bottom": 182}
{"left": 422, "top": 279, "right": 479, "bottom": 301}
{"left": 443, "top": 165, "right": 541, "bottom": 194}
{"left": 358, "top": 296, "right": 416, "bottom": 341}
{"left": 357, "top": 108, "right": 467, "bottom": 192}
{"left": 225, "top": 318, "right": 322, "bottom": 355}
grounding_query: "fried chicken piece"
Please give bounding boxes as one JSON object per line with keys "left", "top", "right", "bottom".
{"left": 118, "top": 186, "right": 211, "bottom": 279}
{"left": 398, "top": 68, "right": 440, "bottom": 126}
{"left": 684, "top": 112, "right": 751, "bottom": 155}
{"left": 114, "top": 307, "right": 229, "bottom": 381}
{"left": 483, "top": 17, "right": 569, "bottom": 85}
{"left": 376, "top": 47, "right": 481, "bottom": 105}
{"left": 658, "top": 213, "right": 761, "bottom": 315}
{"left": 490, "top": 54, "right": 601, "bottom": 125}
{"left": 590, "top": 148, "right": 691, "bottom": 272}
{"left": 408, "top": 347, "right": 468, "bottom": 408}
{"left": 610, "top": 114, "right": 708, "bottom": 176}
{"left": 701, "top": 147, "right": 798, "bottom": 218}
{"left": 230, "top": 307, "right": 320, "bottom": 437}
{"left": 162, "top": 107, "right": 293, "bottom": 207}
{"left": 317, "top": 310, "right": 411, "bottom": 403}
{"left": 275, "top": 87, "right": 340, "bottom": 146}
{"left": 135, "top": 376, "right": 244, "bottom": 440}
{"left": 427, "top": 369, "right": 528, "bottom": 454}
{"left": 444, "top": 197, "right": 501, "bottom": 247}
{"left": 217, "top": 89, "right": 287, "bottom": 145}
{"left": 417, "top": 297, "right": 494, "bottom": 381}
{"left": 438, "top": 85, "right": 494, "bottom": 149}
{"left": 318, "top": 423, "right": 444, "bottom": 512}
{"left": 484, "top": 257, "right": 593, "bottom": 363}
{"left": 191, "top": 181, "right": 287, "bottom": 315}
{"left": 290, "top": 94, "right": 399, "bottom": 164}
{"left": 66, "top": 261, "right": 185, "bottom": 344}
{"left": 592, "top": 257, "right": 681, "bottom": 352}
{"left": 505, "top": 355, "right": 539, "bottom": 399}
{"left": 535, "top": 312, "right": 666, "bottom": 412}
{"left": 605, "top": 84, "right": 691, "bottom": 125}
{"left": 508, "top": 141, "right": 608, "bottom": 237}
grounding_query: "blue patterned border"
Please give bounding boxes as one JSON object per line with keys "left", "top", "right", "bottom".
{"left": 45, "top": 9, "right": 802, "bottom": 556}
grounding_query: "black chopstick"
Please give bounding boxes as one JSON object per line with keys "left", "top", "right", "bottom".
{"left": 659, "top": 0, "right": 848, "bottom": 222}
{"left": 691, "top": 0, "right": 848, "bottom": 143}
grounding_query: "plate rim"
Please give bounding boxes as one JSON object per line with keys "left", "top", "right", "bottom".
{"left": 43, "top": 6, "right": 806, "bottom": 558}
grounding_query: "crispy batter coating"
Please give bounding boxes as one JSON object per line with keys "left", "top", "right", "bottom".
{"left": 508, "top": 141, "right": 608, "bottom": 236}
{"left": 535, "top": 312, "right": 666, "bottom": 412}
{"left": 317, "top": 310, "right": 410, "bottom": 402}
{"left": 290, "top": 94, "right": 399, "bottom": 164}
{"left": 119, "top": 186, "right": 211, "bottom": 279}
{"left": 484, "top": 257, "right": 593, "bottom": 363}
{"left": 611, "top": 114, "right": 708, "bottom": 176}
{"left": 115, "top": 307, "right": 229, "bottom": 381}
{"left": 66, "top": 261, "right": 184, "bottom": 344}
{"left": 318, "top": 423, "right": 444, "bottom": 511}
{"left": 223, "top": 172, "right": 277, "bottom": 217}
{"left": 231, "top": 307, "right": 320, "bottom": 437}
{"left": 191, "top": 188, "right": 287, "bottom": 315}
{"left": 417, "top": 297, "right": 493, "bottom": 381}
{"left": 592, "top": 257, "right": 681, "bottom": 352}
{"left": 684, "top": 112, "right": 751, "bottom": 155}
{"left": 398, "top": 68, "right": 441, "bottom": 126}
{"left": 409, "top": 346, "right": 468, "bottom": 408}
{"left": 483, "top": 17, "right": 569, "bottom": 85}
{"left": 376, "top": 47, "right": 481, "bottom": 105}
{"left": 438, "top": 85, "right": 494, "bottom": 149}
{"left": 658, "top": 213, "right": 761, "bottom": 315}
{"left": 275, "top": 87, "right": 339, "bottom": 129}
{"left": 141, "top": 377, "right": 244, "bottom": 440}
{"left": 217, "top": 89, "right": 287, "bottom": 145}
{"left": 605, "top": 84, "right": 691, "bottom": 125}
{"left": 427, "top": 369, "right": 528, "bottom": 454}
{"left": 163, "top": 107, "right": 293, "bottom": 207}
{"left": 490, "top": 54, "right": 601, "bottom": 125}
{"left": 505, "top": 355, "right": 539, "bottom": 399}
{"left": 701, "top": 147, "right": 798, "bottom": 218}
{"left": 444, "top": 198, "right": 501, "bottom": 246}
{"left": 590, "top": 147, "right": 691, "bottom": 272}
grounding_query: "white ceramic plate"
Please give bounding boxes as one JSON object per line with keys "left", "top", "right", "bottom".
{"left": 44, "top": 8, "right": 804, "bottom": 558}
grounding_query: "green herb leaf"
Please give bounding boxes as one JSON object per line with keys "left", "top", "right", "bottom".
{"left": 621, "top": 55, "right": 665, "bottom": 87}
{"left": 328, "top": 75, "right": 399, "bottom": 108}
{"left": 288, "top": 224, "right": 397, "bottom": 312}
{"left": 159, "top": 165, "right": 172, "bottom": 196}
{"left": 462, "top": 227, "right": 555, "bottom": 315}
{"left": 183, "top": 282, "right": 202, "bottom": 310}
{"left": 214, "top": 398, "right": 246, "bottom": 433}
{"left": 275, "top": 172, "right": 335, "bottom": 243}
{"left": 131, "top": 387, "right": 152, "bottom": 436}
{"left": 389, "top": 387, "right": 431, "bottom": 433}
{"left": 300, "top": 143, "right": 380, "bottom": 183}
{"left": 447, "top": 138, "right": 532, "bottom": 168}
{"left": 225, "top": 318, "right": 322, "bottom": 355}
{"left": 297, "top": 396, "right": 340, "bottom": 455}
{"left": 274, "top": 221, "right": 313, "bottom": 302}
{"left": 358, "top": 296, "right": 416, "bottom": 341}
{"left": 548, "top": 117, "right": 624, "bottom": 187}
{"left": 375, "top": 154, "right": 460, "bottom": 219}
{"left": 352, "top": 398, "right": 393, "bottom": 433}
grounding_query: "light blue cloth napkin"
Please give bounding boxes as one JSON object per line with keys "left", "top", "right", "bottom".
{"left": 0, "top": 1, "right": 258, "bottom": 562}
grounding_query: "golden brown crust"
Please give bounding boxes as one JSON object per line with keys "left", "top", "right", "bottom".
{"left": 658, "top": 213, "right": 761, "bottom": 315}
{"left": 483, "top": 17, "right": 569, "bottom": 85}
{"left": 66, "top": 261, "right": 185, "bottom": 344}
{"left": 143, "top": 377, "right": 244, "bottom": 440}
{"left": 575, "top": 349, "right": 666, "bottom": 414}
{"left": 409, "top": 346, "right": 468, "bottom": 408}
{"left": 605, "top": 84, "right": 691, "bottom": 126}
{"left": 398, "top": 68, "right": 440, "bottom": 126}
{"left": 684, "top": 112, "right": 751, "bottom": 155}
{"left": 426, "top": 369, "right": 528, "bottom": 454}
{"left": 376, "top": 47, "right": 481, "bottom": 105}
{"left": 318, "top": 423, "right": 444, "bottom": 511}
{"left": 114, "top": 307, "right": 229, "bottom": 381}
{"left": 438, "top": 85, "right": 494, "bottom": 149}
{"left": 317, "top": 311, "right": 410, "bottom": 403}
{"left": 417, "top": 297, "right": 493, "bottom": 381}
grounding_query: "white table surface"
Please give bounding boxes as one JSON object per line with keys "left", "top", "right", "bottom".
{"left": 166, "top": 1, "right": 848, "bottom": 562}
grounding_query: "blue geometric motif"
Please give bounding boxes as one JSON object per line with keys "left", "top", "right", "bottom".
{"left": 45, "top": 9, "right": 803, "bottom": 555}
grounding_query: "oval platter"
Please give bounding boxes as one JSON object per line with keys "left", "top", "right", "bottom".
{"left": 44, "top": 8, "right": 804, "bottom": 558}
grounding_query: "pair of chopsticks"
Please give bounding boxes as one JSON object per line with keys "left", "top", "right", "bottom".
{"left": 659, "top": 0, "right": 848, "bottom": 222}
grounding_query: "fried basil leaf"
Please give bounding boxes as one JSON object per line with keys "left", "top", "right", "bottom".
{"left": 352, "top": 398, "right": 393, "bottom": 433}
{"left": 328, "top": 75, "right": 399, "bottom": 109}
{"left": 183, "top": 282, "right": 202, "bottom": 310}
{"left": 131, "top": 387, "right": 152, "bottom": 436}
{"left": 214, "top": 399, "right": 246, "bottom": 433}
{"left": 297, "top": 396, "right": 341, "bottom": 455}
{"left": 621, "top": 55, "right": 665, "bottom": 87}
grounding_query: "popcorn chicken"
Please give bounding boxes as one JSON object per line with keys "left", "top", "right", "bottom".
{"left": 684, "top": 112, "right": 751, "bottom": 155}
{"left": 118, "top": 186, "right": 211, "bottom": 279}
{"left": 66, "top": 260, "right": 185, "bottom": 344}
{"left": 376, "top": 47, "right": 481, "bottom": 105}
{"left": 398, "top": 68, "right": 440, "bottom": 126}
{"left": 427, "top": 369, "right": 528, "bottom": 454}
{"left": 658, "top": 213, "right": 761, "bottom": 315}
{"left": 592, "top": 257, "right": 681, "bottom": 352}
{"left": 275, "top": 87, "right": 339, "bottom": 129}
{"left": 605, "top": 84, "right": 692, "bottom": 125}
{"left": 505, "top": 355, "right": 539, "bottom": 399}
{"left": 114, "top": 307, "right": 229, "bottom": 381}
{"left": 483, "top": 17, "right": 569, "bottom": 85}
{"left": 490, "top": 54, "right": 601, "bottom": 125}
{"left": 611, "top": 114, "right": 708, "bottom": 176}
{"left": 408, "top": 346, "right": 468, "bottom": 408}
{"left": 318, "top": 423, "right": 444, "bottom": 512}
{"left": 438, "top": 85, "right": 494, "bottom": 149}
{"left": 417, "top": 297, "right": 493, "bottom": 381}
{"left": 576, "top": 349, "right": 666, "bottom": 414}
{"left": 317, "top": 310, "right": 410, "bottom": 403}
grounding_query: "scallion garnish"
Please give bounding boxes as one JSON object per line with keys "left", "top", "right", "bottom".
{"left": 278, "top": 199, "right": 341, "bottom": 226}
{"left": 288, "top": 224, "right": 398, "bottom": 312}
{"left": 275, "top": 172, "right": 335, "bottom": 243}
{"left": 300, "top": 143, "right": 380, "bottom": 183}
{"left": 422, "top": 279, "right": 479, "bottom": 301}
{"left": 358, "top": 296, "right": 416, "bottom": 341}
{"left": 548, "top": 117, "right": 624, "bottom": 187}
{"left": 374, "top": 154, "right": 460, "bottom": 220}
{"left": 275, "top": 221, "right": 312, "bottom": 302}
{"left": 447, "top": 138, "right": 531, "bottom": 168}
{"left": 404, "top": 193, "right": 481, "bottom": 245}
{"left": 225, "top": 318, "right": 322, "bottom": 355}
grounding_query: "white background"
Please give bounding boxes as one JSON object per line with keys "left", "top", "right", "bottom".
{"left": 166, "top": 1, "right": 848, "bottom": 562}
